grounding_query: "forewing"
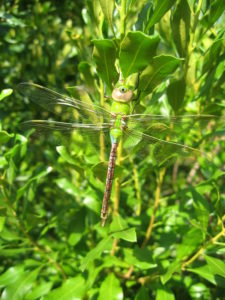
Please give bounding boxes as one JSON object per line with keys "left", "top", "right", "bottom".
{"left": 17, "top": 82, "right": 111, "bottom": 123}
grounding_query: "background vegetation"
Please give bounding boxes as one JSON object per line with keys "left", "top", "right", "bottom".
{"left": 0, "top": 0, "right": 225, "bottom": 299}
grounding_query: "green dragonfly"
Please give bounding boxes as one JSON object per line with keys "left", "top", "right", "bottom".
{"left": 18, "top": 82, "right": 215, "bottom": 226}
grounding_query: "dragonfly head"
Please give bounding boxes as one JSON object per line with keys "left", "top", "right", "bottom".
{"left": 112, "top": 85, "right": 133, "bottom": 103}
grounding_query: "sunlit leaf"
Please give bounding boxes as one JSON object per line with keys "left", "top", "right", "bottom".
{"left": 205, "top": 255, "right": 225, "bottom": 278}
{"left": 0, "top": 89, "right": 13, "bottom": 101}
{"left": 119, "top": 31, "right": 160, "bottom": 78}
{"left": 44, "top": 276, "right": 86, "bottom": 300}
{"left": 98, "top": 273, "right": 123, "bottom": 300}
{"left": 80, "top": 236, "right": 113, "bottom": 271}
{"left": 146, "top": 0, "right": 176, "bottom": 30}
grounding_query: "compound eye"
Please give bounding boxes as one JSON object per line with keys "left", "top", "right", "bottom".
{"left": 119, "top": 86, "right": 127, "bottom": 93}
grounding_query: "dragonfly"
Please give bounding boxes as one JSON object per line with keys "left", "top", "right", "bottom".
{"left": 18, "top": 82, "right": 216, "bottom": 226}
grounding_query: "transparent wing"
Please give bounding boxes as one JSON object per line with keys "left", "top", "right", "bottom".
{"left": 126, "top": 114, "right": 219, "bottom": 146}
{"left": 17, "top": 82, "right": 112, "bottom": 123}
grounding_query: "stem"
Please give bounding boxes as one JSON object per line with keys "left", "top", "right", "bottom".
{"left": 142, "top": 168, "right": 166, "bottom": 248}
{"left": 130, "top": 158, "right": 141, "bottom": 216}
{"left": 99, "top": 80, "right": 105, "bottom": 162}
{"left": 120, "top": 0, "right": 127, "bottom": 39}
{"left": 182, "top": 226, "right": 225, "bottom": 270}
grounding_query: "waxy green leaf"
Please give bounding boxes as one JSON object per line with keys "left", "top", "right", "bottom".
{"left": 139, "top": 55, "right": 182, "bottom": 94}
{"left": 171, "top": 0, "right": 190, "bottom": 57}
{"left": 98, "top": 273, "right": 123, "bottom": 300}
{"left": 92, "top": 39, "right": 119, "bottom": 90}
{"left": 146, "top": 0, "right": 176, "bottom": 30}
{"left": 119, "top": 31, "right": 160, "bottom": 78}
{"left": 0, "top": 89, "right": 13, "bottom": 101}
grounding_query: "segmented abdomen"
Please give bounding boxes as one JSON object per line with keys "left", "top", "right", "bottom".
{"left": 101, "top": 143, "right": 118, "bottom": 226}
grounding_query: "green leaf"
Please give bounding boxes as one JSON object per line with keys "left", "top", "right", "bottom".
{"left": 112, "top": 227, "right": 137, "bottom": 242}
{"left": 0, "top": 89, "right": 13, "bottom": 101}
{"left": 25, "top": 282, "right": 53, "bottom": 300}
{"left": 0, "top": 131, "right": 14, "bottom": 144}
{"left": 99, "top": 0, "right": 115, "bottom": 35}
{"left": 167, "top": 77, "right": 186, "bottom": 112}
{"left": 98, "top": 273, "right": 123, "bottom": 300}
{"left": 171, "top": 0, "right": 190, "bottom": 57}
{"left": 146, "top": 0, "right": 176, "bottom": 30}
{"left": 44, "top": 276, "right": 86, "bottom": 300}
{"left": 135, "top": 287, "right": 150, "bottom": 300}
{"left": 2, "top": 267, "right": 41, "bottom": 300}
{"left": 78, "top": 61, "right": 96, "bottom": 92}
{"left": 177, "top": 228, "right": 203, "bottom": 259}
{"left": 191, "top": 189, "right": 210, "bottom": 234}
{"left": 202, "top": 38, "right": 225, "bottom": 75}
{"left": 91, "top": 161, "right": 124, "bottom": 182}
{"left": 0, "top": 266, "right": 24, "bottom": 288}
{"left": 119, "top": 31, "right": 160, "bottom": 78}
{"left": 16, "top": 167, "right": 53, "bottom": 200}
{"left": 205, "top": 255, "right": 225, "bottom": 278}
{"left": 56, "top": 146, "right": 84, "bottom": 175}
{"left": 92, "top": 39, "right": 119, "bottom": 90}
{"left": 201, "top": 0, "right": 225, "bottom": 29}
{"left": 0, "top": 216, "right": 6, "bottom": 232}
{"left": 156, "top": 287, "right": 175, "bottom": 300}
{"left": 123, "top": 247, "right": 157, "bottom": 270}
{"left": 80, "top": 236, "right": 113, "bottom": 272}
{"left": 110, "top": 214, "right": 137, "bottom": 241}
{"left": 161, "top": 261, "right": 181, "bottom": 284}
{"left": 188, "top": 265, "right": 225, "bottom": 287}
{"left": 139, "top": 55, "right": 182, "bottom": 94}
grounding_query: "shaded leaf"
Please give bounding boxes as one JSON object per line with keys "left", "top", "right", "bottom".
{"left": 99, "top": 0, "right": 115, "bottom": 35}
{"left": 139, "top": 55, "right": 182, "bottom": 94}
{"left": 167, "top": 77, "right": 186, "bottom": 112}
{"left": 92, "top": 39, "right": 118, "bottom": 90}
{"left": 135, "top": 286, "right": 150, "bottom": 300}
{"left": 171, "top": 0, "right": 190, "bottom": 57}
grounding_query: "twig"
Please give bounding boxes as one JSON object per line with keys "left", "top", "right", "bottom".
{"left": 142, "top": 168, "right": 166, "bottom": 248}
{"left": 182, "top": 225, "right": 225, "bottom": 270}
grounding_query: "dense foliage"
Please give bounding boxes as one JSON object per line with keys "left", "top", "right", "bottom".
{"left": 0, "top": 0, "right": 225, "bottom": 299}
